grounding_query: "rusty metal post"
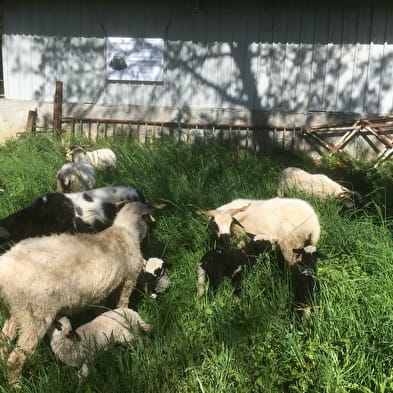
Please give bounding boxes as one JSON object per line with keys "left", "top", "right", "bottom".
{"left": 53, "top": 81, "right": 63, "bottom": 138}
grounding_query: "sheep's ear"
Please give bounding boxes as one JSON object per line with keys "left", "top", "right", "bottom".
{"left": 150, "top": 203, "right": 166, "bottom": 210}
{"left": 195, "top": 209, "right": 219, "bottom": 217}
{"left": 227, "top": 204, "right": 250, "bottom": 217}
{"left": 338, "top": 190, "right": 350, "bottom": 199}
{"left": 0, "top": 226, "right": 10, "bottom": 240}
{"left": 115, "top": 200, "right": 131, "bottom": 210}
{"left": 292, "top": 248, "right": 304, "bottom": 256}
{"left": 315, "top": 251, "right": 328, "bottom": 260}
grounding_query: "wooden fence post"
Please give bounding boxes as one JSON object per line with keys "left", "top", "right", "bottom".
{"left": 53, "top": 81, "right": 63, "bottom": 138}
{"left": 25, "top": 110, "right": 37, "bottom": 133}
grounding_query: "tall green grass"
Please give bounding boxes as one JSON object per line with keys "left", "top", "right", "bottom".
{"left": 0, "top": 135, "right": 393, "bottom": 393}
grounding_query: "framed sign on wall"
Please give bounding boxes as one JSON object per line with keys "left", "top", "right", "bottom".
{"left": 106, "top": 37, "right": 164, "bottom": 82}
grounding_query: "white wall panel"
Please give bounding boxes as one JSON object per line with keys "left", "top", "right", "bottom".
{"left": 3, "top": 0, "right": 393, "bottom": 118}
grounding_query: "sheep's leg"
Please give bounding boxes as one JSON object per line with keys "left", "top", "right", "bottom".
{"left": 6, "top": 316, "right": 52, "bottom": 385}
{"left": 197, "top": 265, "right": 207, "bottom": 297}
{"left": 117, "top": 278, "right": 135, "bottom": 308}
{"left": 0, "top": 318, "right": 18, "bottom": 359}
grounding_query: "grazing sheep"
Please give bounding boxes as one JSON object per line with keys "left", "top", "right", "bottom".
{"left": 56, "top": 161, "right": 96, "bottom": 193}
{"left": 0, "top": 185, "right": 146, "bottom": 249}
{"left": 67, "top": 146, "right": 117, "bottom": 169}
{"left": 138, "top": 257, "right": 171, "bottom": 298}
{"left": 129, "top": 257, "right": 171, "bottom": 308}
{"left": 0, "top": 201, "right": 151, "bottom": 384}
{"left": 48, "top": 308, "right": 151, "bottom": 378}
{"left": 291, "top": 245, "right": 327, "bottom": 315}
{"left": 196, "top": 197, "right": 321, "bottom": 266}
{"left": 197, "top": 234, "right": 274, "bottom": 296}
{"left": 277, "top": 167, "right": 363, "bottom": 208}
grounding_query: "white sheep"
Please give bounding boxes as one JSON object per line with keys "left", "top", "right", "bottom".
{"left": 67, "top": 146, "right": 117, "bottom": 169}
{"left": 0, "top": 201, "right": 151, "bottom": 385}
{"left": 56, "top": 161, "right": 96, "bottom": 193}
{"left": 47, "top": 308, "right": 151, "bottom": 378}
{"left": 196, "top": 197, "right": 321, "bottom": 266}
{"left": 277, "top": 167, "right": 363, "bottom": 208}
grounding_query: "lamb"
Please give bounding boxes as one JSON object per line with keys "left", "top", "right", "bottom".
{"left": 196, "top": 197, "right": 321, "bottom": 266}
{"left": 291, "top": 245, "right": 327, "bottom": 316}
{"left": 137, "top": 257, "right": 171, "bottom": 298}
{"left": 47, "top": 308, "right": 151, "bottom": 378}
{"left": 0, "top": 185, "right": 147, "bottom": 249}
{"left": 129, "top": 257, "right": 171, "bottom": 308}
{"left": 56, "top": 161, "right": 96, "bottom": 193}
{"left": 67, "top": 146, "right": 117, "bottom": 169}
{"left": 0, "top": 201, "right": 151, "bottom": 385}
{"left": 277, "top": 167, "right": 363, "bottom": 208}
{"left": 197, "top": 234, "right": 275, "bottom": 296}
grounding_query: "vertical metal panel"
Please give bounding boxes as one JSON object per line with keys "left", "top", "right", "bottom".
{"left": 3, "top": 0, "right": 393, "bottom": 118}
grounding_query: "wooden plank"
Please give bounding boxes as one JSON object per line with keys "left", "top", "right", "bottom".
{"left": 25, "top": 110, "right": 37, "bottom": 132}
{"left": 53, "top": 81, "right": 63, "bottom": 134}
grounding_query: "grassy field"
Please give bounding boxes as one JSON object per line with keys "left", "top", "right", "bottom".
{"left": 0, "top": 134, "right": 393, "bottom": 393}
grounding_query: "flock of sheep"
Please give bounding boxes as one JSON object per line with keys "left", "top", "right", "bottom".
{"left": 0, "top": 146, "right": 363, "bottom": 387}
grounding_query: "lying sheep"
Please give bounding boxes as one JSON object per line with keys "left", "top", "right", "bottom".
{"left": 291, "top": 245, "right": 327, "bottom": 315}
{"left": 56, "top": 161, "right": 96, "bottom": 193}
{"left": 277, "top": 167, "right": 363, "bottom": 208}
{"left": 67, "top": 146, "right": 117, "bottom": 169}
{"left": 47, "top": 308, "right": 151, "bottom": 378}
{"left": 0, "top": 201, "right": 151, "bottom": 384}
{"left": 197, "top": 234, "right": 274, "bottom": 296}
{"left": 196, "top": 197, "right": 321, "bottom": 266}
{"left": 0, "top": 185, "right": 146, "bottom": 249}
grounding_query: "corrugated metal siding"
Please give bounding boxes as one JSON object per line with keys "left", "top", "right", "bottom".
{"left": 3, "top": 0, "right": 393, "bottom": 116}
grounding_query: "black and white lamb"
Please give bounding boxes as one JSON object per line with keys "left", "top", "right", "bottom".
{"left": 291, "top": 245, "right": 328, "bottom": 314}
{"left": 197, "top": 234, "right": 274, "bottom": 296}
{"left": 129, "top": 257, "right": 171, "bottom": 308}
{"left": 0, "top": 185, "right": 146, "bottom": 249}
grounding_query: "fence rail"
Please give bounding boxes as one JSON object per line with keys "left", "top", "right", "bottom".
{"left": 20, "top": 81, "right": 392, "bottom": 165}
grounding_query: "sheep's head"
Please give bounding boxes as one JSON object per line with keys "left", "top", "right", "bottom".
{"left": 338, "top": 189, "right": 364, "bottom": 208}
{"left": 195, "top": 204, "right": 250, "bottom": 248}
{"left": 293, "top": 245, "right": 328, "bottom": 271}
{"left": 142, "top": 257, "right": 171, "bottom": 296}
{"left": 69, "top": 147, "right": 88, "bottom": 163}
{"left": 114, "top": 201, "right": 165, "bottom": 242}
{"left": 49, "top": 317, "right": 81, "bottom": 342}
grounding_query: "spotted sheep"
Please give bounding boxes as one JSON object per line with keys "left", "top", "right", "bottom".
{"left": 0, "top": 186, "right": 146, "bottom": 249}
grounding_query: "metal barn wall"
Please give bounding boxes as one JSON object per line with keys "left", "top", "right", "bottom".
{"left": 3, "top": 0, "right": 393, "bottom": 125}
